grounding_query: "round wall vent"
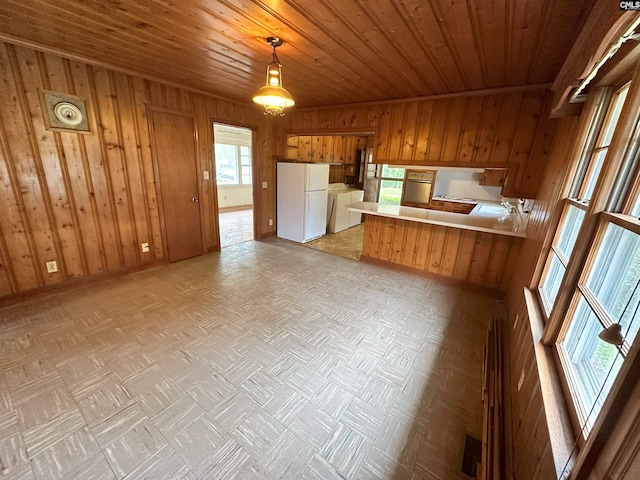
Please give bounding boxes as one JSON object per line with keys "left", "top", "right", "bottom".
{"left": 53, "top": 102, "right": 83, "bottom": 126}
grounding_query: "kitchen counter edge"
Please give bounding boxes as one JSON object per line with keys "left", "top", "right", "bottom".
{"left": 346, "top": 201, "right": 527, "bottom": 238}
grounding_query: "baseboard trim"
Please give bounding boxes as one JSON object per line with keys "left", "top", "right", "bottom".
{"left": 359, "top": 255, "right": 505, "bottom": 299}
{"left": 218, "top": 205, "right": 252, "bottom": 213}
{"left": 0, "top": 259, "right": 166, "bottom": 308}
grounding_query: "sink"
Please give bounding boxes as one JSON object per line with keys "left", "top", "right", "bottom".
{"left": 472, "top": 204, "right": 510, "bottom": 216}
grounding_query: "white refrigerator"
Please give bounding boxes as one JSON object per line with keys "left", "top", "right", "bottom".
{"left": 277, "top": 162, "right": 330, "bottom": 243}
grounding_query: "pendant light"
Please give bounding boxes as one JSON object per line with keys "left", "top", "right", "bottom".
{"left": 252, "top": 37, "right": 295, "bottom": 116}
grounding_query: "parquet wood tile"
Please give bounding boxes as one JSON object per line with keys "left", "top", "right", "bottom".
{"left": 0, "top": 238, "right": 503, "bottom": 479}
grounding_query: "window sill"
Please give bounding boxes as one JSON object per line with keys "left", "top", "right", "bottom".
{"left": 524, "top": 287, "right": 577, "bottom": 478}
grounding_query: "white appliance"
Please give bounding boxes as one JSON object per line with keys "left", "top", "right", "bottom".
{"left": 277, "top": 162, "right": 330, "bottom": 243}
{"left": 327, "top": 183, "right": 365, "bottom": 233}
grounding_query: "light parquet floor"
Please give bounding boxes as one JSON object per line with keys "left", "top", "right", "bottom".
{"left": 219, "top": 209, "right": 254, "bottom": 248}
{"left": 0, "top": 238, "right": 503, "bottom": 480}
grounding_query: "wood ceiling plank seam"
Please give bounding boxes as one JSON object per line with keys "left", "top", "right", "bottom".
{"left": 470, "top": 0, "right": 508, "bottom": 87}
{"left": 65, "top": 59, "right": 111, "bottom": 272}
{"left": 275, "top": 0, "right": 418, "bottom": 97}
{"left": 357, "top": 0, "right": 449, "bottom": 94}
{"left": 171, "top": 0, "right": 377, "bottom": 103}
{"left": 8, "top": 44, "right": 66, "bottom": 286}
{"left": 523, "top": 0, "right": 553, "bottom": 83}
{"left": 428, "top": 0, "right": 484, "bottom": 90}
{"left": 506, "top": 0, "right": 545, "bottom": 86}
{"left": 504, "top": 0, "right": 514, "bottom": 85}
{"left": 39, "top": 52, "right": 91, "bottom": 278}
{"left": 192, "top": 0, "right": 373, "bottom": 103}
{"left": 326, "top": 0, "right": 433, "bottom": 95}
{"left": 465, "top": 0, "right": 490, "bottom": 87}
{"left": 525, "top": 1, "right": 590, "bottom": 85}
{"left": 5, "top": 0, "right": 260, "bottom": 79}
{"left": 240, "top": 0, "right": 399, "bottom": 100}
{"left": 391, "top": 0, "right": 458, "bottom": 93}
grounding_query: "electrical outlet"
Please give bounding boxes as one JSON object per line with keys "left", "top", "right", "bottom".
{"left": 262, "top": 181, "right": 268, "bottom": 189}
{"left": 269, "top": 219, "right": 273, "bottom": 226}
{"left": 46, "top": 261, "right": 58, "bottom": 273}
{"left": 141, "top": 243, "right": 150, "bottom": 253}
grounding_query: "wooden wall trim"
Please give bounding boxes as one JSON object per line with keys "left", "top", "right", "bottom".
{"left": 522, "top": 288, "right": 576, "bottom": 478}
{"left": 296, "top": 83, "right": 553, "bottom": 111}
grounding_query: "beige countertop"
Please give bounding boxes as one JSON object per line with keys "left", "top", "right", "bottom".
{"left": 346, "top": 201, "right": 527, "bottom": 238}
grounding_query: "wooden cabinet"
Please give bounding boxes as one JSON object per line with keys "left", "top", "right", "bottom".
{"left": 480, "top": 168, "right": 508, "bottom": 187}
{"left": 429, "top": 200, "right": 476, "bottom": 214}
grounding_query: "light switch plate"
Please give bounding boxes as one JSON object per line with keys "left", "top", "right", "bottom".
{"left": 262, "top": 181, "right": 268, "bottom": 189}
{"left": 204, "top": 171, "right": 209, "bottom": 180}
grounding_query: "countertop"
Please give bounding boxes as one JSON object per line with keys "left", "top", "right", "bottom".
{"left": 346, "top": 201, "right": 527, "bottom": 238}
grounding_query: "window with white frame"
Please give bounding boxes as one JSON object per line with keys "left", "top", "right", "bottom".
{"left": 214, "top": 143, "right": 252, "bottom": 186}
{"left": 539, "top": 84, "right": 630, "bottom": 316}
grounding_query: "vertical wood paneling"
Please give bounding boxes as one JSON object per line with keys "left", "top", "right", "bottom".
{"left": 0, "top": 40, "right": 275, "bottom": 300}
{"left": 360, "top": 216, "right": 521, "bottom": 293}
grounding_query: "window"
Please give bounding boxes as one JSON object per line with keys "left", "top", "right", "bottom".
{"left": 215, "top": 143, "right": 252, "bottom": 185}
{"left": 378, "top": 165, "right": 405, "bottom": 205}
{"left": 557, "top": 218, "right": 640, "bottom": 434}
{"left": 539, "top": 85, "right": 630, "bottom": 316}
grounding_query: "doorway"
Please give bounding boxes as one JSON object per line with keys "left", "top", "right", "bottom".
{"left": 213, "top": 123, "right": 254, "bottom": 248}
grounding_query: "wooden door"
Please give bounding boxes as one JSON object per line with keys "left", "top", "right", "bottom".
{"left": 151, "top": 110, "right": 203, "bottom": 262}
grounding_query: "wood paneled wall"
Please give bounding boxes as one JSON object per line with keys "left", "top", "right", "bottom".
{"left": 284, "top": 88, "right": 558, "bottom": 198}
{"left": 504, "top": 117, "right": 580, "bottom": 479}
{"left": 286, "top": 134, "right": 369, "bottom": 163}
{"left": 0, "top": 41, "right": 276, "bottom": 301}
{"left": 360, "top": 216, "right": 522, "bottom": 295}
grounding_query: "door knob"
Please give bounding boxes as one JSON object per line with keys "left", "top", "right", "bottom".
{"left": 192, "top": 197, "right": 199, "bottom": 202}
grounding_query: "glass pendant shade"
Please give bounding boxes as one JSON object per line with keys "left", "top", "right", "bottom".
{"left": 252, "top": 38, "right": 295, "bottom": 116}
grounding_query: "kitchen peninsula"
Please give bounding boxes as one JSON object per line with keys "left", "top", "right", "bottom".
{"left": 347, "top": 201, "right": 526, "bottom": 296}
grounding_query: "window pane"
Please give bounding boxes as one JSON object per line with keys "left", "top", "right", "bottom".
{"left": 631, "top": 195, "right": 640, "bottom": 217}
{"left": 240, "top": 146, "right": 250, "bottom": 156}
{"left": 379, "top": 180, "right": 403, "bottom": 205}
{"left": 600, "top": 86, "right": 629, "bottom": 147}
{"left": 559, "top": 294, "right": 624, "bottom": 433}
{"left": 585, "top": 223, "right": 640, "bottom": 343}
{"left": 241, "top": 165, "right": 252, "bottom": 185}
{"left": 540, "top": 253, "right": 566, "bottom": 312}
{"left": 240, "top": 154, "right": 251, "bottom": 166}
{"left": 556, "top": 204, "right": 586, "bottom": 258}
{"left": 215, "top": 144, "right": 239, "bottom": 184}
{"left": 581, "top": 149, "right": 607, "bottom": 202}
{"left": 381, "top": 165, "right": 405, "bottom": 179}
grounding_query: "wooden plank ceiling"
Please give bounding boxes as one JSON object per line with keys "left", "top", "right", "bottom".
{"left": 0, "top": 0, "right": 591, "bottom": 108}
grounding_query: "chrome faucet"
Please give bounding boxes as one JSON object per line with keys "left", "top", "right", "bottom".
{"left": 501, "top": 201, "right": 515, "bottom": 213}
